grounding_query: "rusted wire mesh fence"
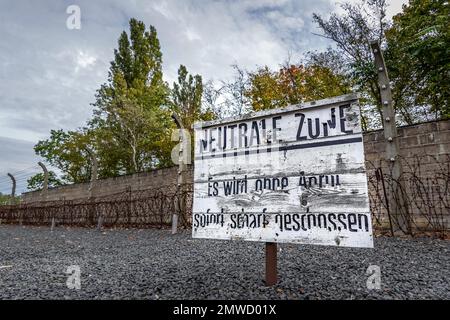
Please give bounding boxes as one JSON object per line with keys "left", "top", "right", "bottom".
{"left": 367, "top": 154, "right": 449, "bottom": 237}
{"left": 0, "top": 184, "right": 193, "bottom": 228}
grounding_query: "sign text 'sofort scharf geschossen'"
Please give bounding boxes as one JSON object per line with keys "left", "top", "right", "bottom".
{"left": 192, "top": 93, "right": 373, "bottom": 248}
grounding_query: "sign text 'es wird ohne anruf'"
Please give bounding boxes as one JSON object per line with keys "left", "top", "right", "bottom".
{"left": 192, "top": 93, "right": 373, "bottom": 248}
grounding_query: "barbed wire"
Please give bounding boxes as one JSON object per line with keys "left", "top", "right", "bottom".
{"left": 0, "top": 164, "right": 42, "bottom": 186}
{"left": 366, "top": 154, "right": 449, "bottom": 237}
{"left": 0, "top": 183, "right": 194, "bottom": 228}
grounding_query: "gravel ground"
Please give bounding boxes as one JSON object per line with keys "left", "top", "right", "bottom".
{"left": 0, "top": 225, "right": 449, "bottom": 300}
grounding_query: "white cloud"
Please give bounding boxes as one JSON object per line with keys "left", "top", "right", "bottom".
{"left": 75, "top": 51, "right": 97, "bottom": 70}
{"left": 184, "top": 28, "right": 201, "bottom": 42}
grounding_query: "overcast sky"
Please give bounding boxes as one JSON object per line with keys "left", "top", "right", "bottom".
{"left": 0, "top": 0, "right": 407, "bottom": 194}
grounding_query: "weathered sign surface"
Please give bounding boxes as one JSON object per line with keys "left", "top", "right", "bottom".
{"left": 192, "top": 93, "right": 373, "bottom": 248}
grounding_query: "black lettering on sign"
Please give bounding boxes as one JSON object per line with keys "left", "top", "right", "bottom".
{"left": 261, "top": 213, "right": 372, "bottom": 232}
{"left": 217, "top": 127, "right": 223, "bottom": 151}
{"left": 207, "top": 177, "right": 219, "bottom": 196}
{"left": 193, "top": 213, "right": 199, "bottom": 228}
{"left": 291, "top": 214, "right": 301, "bottom": 231}
{"left": 317, "top": 214, "right": 327, "bottom": 228}
{"left": 339, "top": 104, "right": 353, "bottom": 134}
{"left": 308, "top": 118, "right": 320, "bottom": 139}
{"left": 209, "top": 128, "right": 216, "bottom": 152}
{"left": 307, "top": 214, "right": 316, "bottom": 229}
{"left": 348, "top": 213, "right": 358, "bottom": 232}
{"left": 255, "top": 176, "right": 289, "bottom": 191}
{"left": 284, "top": 214, "right": 292, "bottom": 231}
{"left": 338, "top": 213, "right": 347, "bottom": 230}
{"left": 327, "top": 213, "right": 337, "bottom": 231}
{"left": 328, "top": 107, "right": 336, "bottom": 129}
{"left": 301, "top": 214, "right": 308, "bottom": 231}
{"left": 228, "top": 212, "right": 269, "bottom": 229}
{"left": 299, "top": 173, "right": 341, "bottom": 188}
{"left": 222, "top": 126, "right": 227, "bottom": 150}
{"left": 200, "top": 130, "right": 208, "bottom": 152}
{"left": 359, "top": 213, "right": 369, "bottom": 232}
{"left": 196, "top": 103, "right": 361, "bottom": 156}
{"left": 323, "top": 107, "right": 336, "bottom": 137}
{"left": 261, "top": 119, "right": 268, "bottom": 144}
{"left": 238, "top": 123, "right": 248, "bottom": 148}
{"left": 295, "top": 113, "right": 307, "bottom": 141}
{"left": 193, "top": 212, "right": 224, "bottom": 228}
{"left": 249, "top": 121, "right": 260, "bottom": 147}
{"left": 322, "top": 122, "right": 329, "bottom": 137}
{"left": 230, "top": 214, "right": 237, "bottom": 228}
{"left": 272, "top": 116, "right": 282, "bottom": 143}
{"left": 222, "top": 176, "right": 248, "bottom": 196}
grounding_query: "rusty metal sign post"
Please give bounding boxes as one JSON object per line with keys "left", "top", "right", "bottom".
{"left": 192, "top": 93, "right": 373, "bottom": 286}
{"left": 265, "top": 242, "right": 277, "bottom": 286}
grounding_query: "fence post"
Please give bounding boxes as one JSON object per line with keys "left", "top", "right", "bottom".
{"left": 7, "top": 173, "right": 16, "bottom": 205}
{"left": 37, "top": 162, "right": 52, "bottom": 229}
{"left": 97, "top": 212, "right": 103, "bottom": 230}
{"left": 86, "top": 147, "right": 99, "bottom": 228}
{"left": 7, "top": 173, "right": 20, "bottom": 224}
{"left": 85, "top": 148, "right": 98, "bottom": 199}
{"left": 370, "top": 41, "right": 410, "bottom": 235}
{"left": 171, "top": 113, "right": 188, "bottom": 234}
{"left": 171, "top": 214, "right": 178, "bottom": 235}
{"left": 61, "top": 196, "right": 66, "bottom": 226}
{"left": 38, "top": 162, "right": 49, "bottom": 199}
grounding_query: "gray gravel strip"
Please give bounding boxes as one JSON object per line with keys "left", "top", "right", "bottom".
{"left": 0, "top": 225, "right": 449, "bottom": 300}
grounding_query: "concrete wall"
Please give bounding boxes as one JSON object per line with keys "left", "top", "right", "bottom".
{"left": 363, "top": 119, "right": 450, "bottom": 165}
{"left": 22, "top": 166, "right": 194, "bottom": 202}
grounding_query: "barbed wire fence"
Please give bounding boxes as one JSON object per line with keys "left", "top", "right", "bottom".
{"left": 0, "top": 183, "right": 193, "bottom": 229}
{"left": 367, "top": 154, "right": 449, "bottom": 238}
